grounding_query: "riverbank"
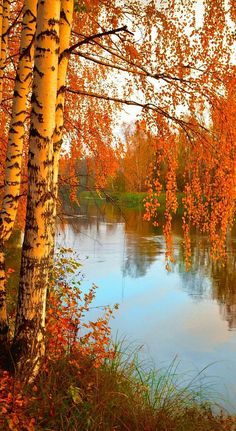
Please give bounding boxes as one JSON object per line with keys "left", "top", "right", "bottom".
{"left": 3, "top": 345, "right": 233, "bottom": 431}
{"left": 59, "top": 187, "right": 184, "bottom": 213}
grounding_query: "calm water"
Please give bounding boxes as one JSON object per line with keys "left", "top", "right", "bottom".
{"left": 56, "top": 199, "right": 236, "bottom": 412}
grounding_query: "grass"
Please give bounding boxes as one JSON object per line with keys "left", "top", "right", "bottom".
{"left": 14, "top": 342, "right": 234, "bottom": 431}
{"left": 104, "top": 191, "right": 148, "bottom": 208}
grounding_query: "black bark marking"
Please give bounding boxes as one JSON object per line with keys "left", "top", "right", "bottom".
{"left": 13, "top": 90, "right": 23, "bottom": 98}
{"left": 31, "top": 93, "right": 42, "bottom": 108}
{"left": 9, "top": 127, "right": 17, "bottom": 134}
{"left": 33, "top": 65, "right": 44, "bottom": 78}
{"left": 60, "top": 9, "right": 70, "bottom": 26}
{"left": 57, "top": 85, "right": 66, "bottom": 95}
{"left": 8, "top": 162, "right": 21, "bottom": 170}
{"left": 16, "top": 110, "right": 28, "bottom": 116}
{"left": 56, "top": 103, "right": 63, "bottom": 112}
{"left": 37, "top": 29, "right": 59, "bottom": 44}
{"left": 48, "top": 18, "right": 60, "bottom": 26}
{"left": 12, "top": 121, "right": 24, "bottom": 128}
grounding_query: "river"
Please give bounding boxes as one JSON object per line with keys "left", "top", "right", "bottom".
{"left": 56, "top": 198, "right": 236, "bottom": 412}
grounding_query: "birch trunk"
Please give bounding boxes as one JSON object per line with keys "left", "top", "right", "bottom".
{"left": 53, "top": 0, "right": 74, "bottom": 208}
{"left": 12, "top": 0, "right": 60, "bottom": 372}
{"left": 0, "top": 0, "right": 37, "bottom": 348}
{"left": 0, "top": 0, "right": 10, "bottom": 104}
{"left": 0, "top": 0, "right": 7, "bottom": 355}
{"left": 1, "top": 0, "right": 37, "bottom": 243}
{"left": 0, "top": 0, "right": 37, "bottom": 350}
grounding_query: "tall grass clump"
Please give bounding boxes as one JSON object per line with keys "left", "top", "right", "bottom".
{"left": 0, "top": 250, "right": 235, "bottom": 430}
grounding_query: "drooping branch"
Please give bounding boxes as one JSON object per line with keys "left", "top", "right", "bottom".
{"left": 66, "top": 87, "right": 209, "bottom": 136}
{"left": 72, "top": 49, "right": 145, "bottom": 75}
{"left": 71, "top": 47, "right": 217, "bottom": 103}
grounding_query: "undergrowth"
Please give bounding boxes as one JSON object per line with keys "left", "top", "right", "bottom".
{"left": 0, "top": 249, "right": 235, "bottom": 430}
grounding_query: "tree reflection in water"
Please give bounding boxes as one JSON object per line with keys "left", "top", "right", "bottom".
{"left": 58, "top": 200, "right": 236, "bottom": 331}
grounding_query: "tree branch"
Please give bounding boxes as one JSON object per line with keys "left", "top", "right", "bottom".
{"left": 66, "top": 87, "right": 209, "bottom": 135}
{"left": 72, "top": 49, "right": 145, "bottom": 75}
{"left": 2, "top": 5, "right": 23, "bottom": 39}
{"left": 61, "top": 25, "right": 133, "bottom": 61}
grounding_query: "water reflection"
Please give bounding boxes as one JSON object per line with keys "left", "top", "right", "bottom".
{"left": 57, "top": 200, "right": 236, "bottom": 331}
{"left": 177, "top": 232, "right": 236, "bottom": 329}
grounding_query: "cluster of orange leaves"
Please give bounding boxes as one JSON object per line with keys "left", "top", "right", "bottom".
{"left": 0, "top": 251, "right": 116, "bottom": 430}
{"left": 144, "top": 153, "right": 163, "bottom": 225}
{"left": 144, "top": 79, "right": 236, "bottom": 269}
{"left": 182, "top": 83, "right": 236, "bottom": 263}
{"left": 46, "top": 276, "right": 115, "bottom": 366}
{"left": 144, "top": 131, "right": 179, "bottom": 269}
{"left": 0, "top": 371, "right": 36, "bottom": 431}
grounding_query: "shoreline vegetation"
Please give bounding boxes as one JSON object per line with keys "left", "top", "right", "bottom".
{"left": 1, "top": 345, "right": 235, "bottom": 430}
{"left": 2, "top": 346, "right": 235, "bottom": 431}
{"left": 59, "top": 187, "right": 184, "bottom": 214}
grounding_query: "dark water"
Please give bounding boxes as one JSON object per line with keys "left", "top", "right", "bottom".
{"left": 56, "top": 199, "right": 236, "bottom": 412}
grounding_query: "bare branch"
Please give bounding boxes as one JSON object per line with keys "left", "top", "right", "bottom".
{"left": 62, "top": 25, "right": 133, "bottom": 61}
{"left": 72, "top": 50, "right": 145, "bottom": 75}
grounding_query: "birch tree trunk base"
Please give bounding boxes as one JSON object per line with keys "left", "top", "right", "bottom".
{"left": 11, "top": 252, "right": 50, "bottom": 376}
{"left": 11, "top": 324, "right": 45, "bottom": 380}
{"left": 0, "top": 248, "right": 8, "bottom": 344}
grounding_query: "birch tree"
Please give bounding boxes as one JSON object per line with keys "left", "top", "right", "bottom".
{"left": 52, "top": 0, "right": 74, "bottom": 222}
{"left": 0, "top": 0, "right": 10, "bottom": 104}
{"left": 0, "top": 0, "right": 37, "bottom": 347}
{"left": 11, "top": 0, "right": 60, "bottom": 369}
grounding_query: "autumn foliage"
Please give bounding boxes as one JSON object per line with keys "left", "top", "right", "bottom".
{"left": 1, "top": 0, "right": 236, "bottom": 259}
{"left": 0, "top": 0, "right": 236, "bottom": 426}
{"left": 0, "top": 251, "right": 115, "bottom": 430}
